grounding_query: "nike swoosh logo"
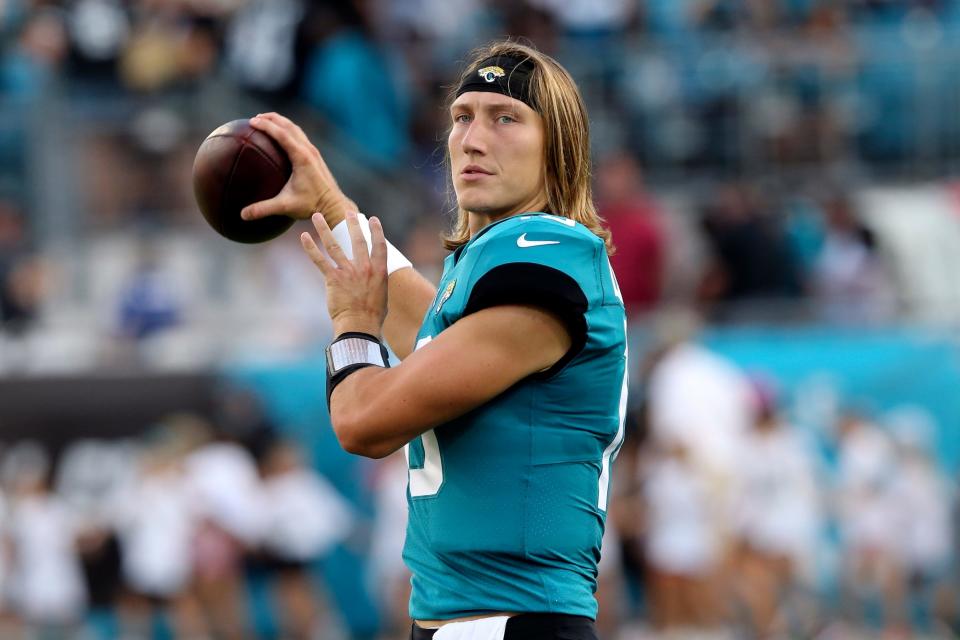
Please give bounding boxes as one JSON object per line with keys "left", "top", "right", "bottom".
{"left": 517, "top": 233, "right": 560, "bottom": 248}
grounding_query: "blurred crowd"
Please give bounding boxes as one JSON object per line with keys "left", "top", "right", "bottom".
{"left": 7, "top": 0, "right": 960, "bottom": 173}
{"left": 0, "top": 147, "right": 903, "bottom": 353}
{"left": 0, "top": 332, "right": 956, "bottom": 640}
{"left": 4, "top": 0, "right": 960, "bottom": 353}
{"left": 598, "top": 323, "right": 958, "bottom": 639}
{"left": 0, "top": 399, "right": 361, "bottom": 639}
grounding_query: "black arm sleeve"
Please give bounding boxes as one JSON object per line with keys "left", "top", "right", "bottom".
{"left": 463, "top": 262, "right": 588, "bottom": 379}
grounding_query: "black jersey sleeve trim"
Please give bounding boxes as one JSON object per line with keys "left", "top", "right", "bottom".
{"left": 463, "top": 262, "right": 588, "bottom": 379}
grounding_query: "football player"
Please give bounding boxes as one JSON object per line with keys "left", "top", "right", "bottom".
{"left": 243, "top": 41, "right": 627, "bottom": 640}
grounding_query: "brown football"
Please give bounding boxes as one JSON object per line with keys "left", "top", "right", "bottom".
{"left": 192, "top": 119, "right": 295, "bottom": 243}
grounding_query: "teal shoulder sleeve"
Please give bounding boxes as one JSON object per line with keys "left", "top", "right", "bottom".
{"left": 454, "top": 216, "right": 604, "bottom": 376}
{"left": 461, "top": 215, "right": 603, "bottom": 300}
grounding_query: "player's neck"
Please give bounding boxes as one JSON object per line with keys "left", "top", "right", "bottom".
{"left": 467, "top": 198, "right": 548, "bottom": 238}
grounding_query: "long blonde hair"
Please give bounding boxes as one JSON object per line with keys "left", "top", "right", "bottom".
{"left": 441, "top": 41, "right": 612, "bottom": 252}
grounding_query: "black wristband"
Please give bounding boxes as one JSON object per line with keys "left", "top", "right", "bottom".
{"left": 325, "top": 332, "right": 390, "bottom": 406}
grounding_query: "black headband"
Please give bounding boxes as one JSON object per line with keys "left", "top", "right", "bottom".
{"left": 455, "top": 55, "right": 536, "bottom": 110}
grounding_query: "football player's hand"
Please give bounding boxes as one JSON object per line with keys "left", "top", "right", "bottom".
{"left": 301, "top": 211, "right": 388, "bottom": 337}
{"left": 241, "top": 112, "right": 356, "bottom": 226}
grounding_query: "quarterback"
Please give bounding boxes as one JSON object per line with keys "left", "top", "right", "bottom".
{"left": 243, "top": 41, "right": 627, "bottom": 640}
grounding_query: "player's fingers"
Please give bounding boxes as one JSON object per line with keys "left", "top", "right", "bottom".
{"left": 258, "top": 112, "right": 309, "bottom": 141}
{"left": 241, "top": 194, "right": 291, "bottom": 220}
{"left": 299, "top": 232, "right": 336, "bottom": 278}
{"left": 311, "top": 212, "right": 350, "bottom": 268}
{"left": 369, "top": 217, "right": 388, "bottom": 275}
{"left": 249, "top": 115, "right": 312, "bottom": 164}
{"left": 345, "top": 211, "right": 370, "bottom": 267}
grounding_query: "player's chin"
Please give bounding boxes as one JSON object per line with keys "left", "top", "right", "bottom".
{"left": 455, "top": 192, "right": 503, "bottom": 214}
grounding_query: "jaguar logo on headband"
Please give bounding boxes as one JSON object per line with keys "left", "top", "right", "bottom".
{"left": 477, "top": 66, "right": 505, "bottom": 83}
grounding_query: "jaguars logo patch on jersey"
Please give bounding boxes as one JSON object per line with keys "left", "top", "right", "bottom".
{"left": 435, "top": 279, "right": 456, "bottom": 314}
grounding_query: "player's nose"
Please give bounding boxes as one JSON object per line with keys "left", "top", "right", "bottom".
{"left": 459, "top": 120, "right": 487, "bottom": 155}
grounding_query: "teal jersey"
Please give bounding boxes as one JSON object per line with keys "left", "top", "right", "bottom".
{"left": 403, "top": 213, "right": 628, "bottom": 621}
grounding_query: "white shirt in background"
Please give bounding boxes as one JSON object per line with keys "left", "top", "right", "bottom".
{"left": 115, "top": 468, "right": 197, "bottom": 597}
{"left": 185, "top": 442, "right": 264, "bottom": 545}
{"left": 891, "top": 454, "right": 954, "bottom": 576}
{"left": 734, "top": 425, "right": 821, "bottom": 566}
{"left": 643, "top": 456, "right": 716, "bottom": 576}
{"left": 836, "top": 424, "right": 900, "bottom": 554}
{"left": 8, "top": 494, "right": 87, "bottom": 623}
{"left": 647, "top": 343, "right": 752, "bottom": 475}
{"left": 259, "top": 468, "right": 353, "bottom": 561}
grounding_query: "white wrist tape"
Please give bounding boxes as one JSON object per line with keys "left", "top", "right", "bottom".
{"left": 330, "top": 213, "right": 413, "bottom": 276}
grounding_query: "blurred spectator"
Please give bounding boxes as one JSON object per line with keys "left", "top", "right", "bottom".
{"left": 645, "top": 309, "right": 752, "bottom": 476}
{"left": 114, "top": 427, "right": 205, "bottom": 639}
{"left": 0, "top": 202, "right": 45, "bottom": 335}
{"left": 499, "top": 2, "right": 560, "bottom": 55}
{"left": 0, "top": 6, "right": 67, "bottom": 103}
{"left": 731, "top": 377, "right": 822, "bottom": 638}
{"left": 595, "top": 151, "right": 666, "bottom": 317}
{"left": 224, "top": 0, "right": 305, "bottom": 101}
{"left": 534, "top": 0, "right": 635, "bottom": 102}
{"left": 371, "top": 0, "right": 484, "bottom": 43}
{"left": 810, "top": 189, "right": 895, "bottom": 325}
{"left": 2, "top": 442, "right": 87, "bottom": 635}
{"left": 698, "top": 182, "right": 804, "bottom": 317}
{"left": 75, "top": 523, "right": 123, "bottom": 640}
{"left": 255, "top": 439, "right": 354, "bottom": 639}
{"left": 183, "top": 418, "right": 261, "bottom": 640}
{"left": 834, "top": 411, "right": 905, "bottom": 633}
{"left": 642, "top": 311, "right": 754, "bottom": 633}
{"left": 115, "top": 243, "right": 183, "bottom": 342}
{"left": 55, "top": 440, "right": 132, "bottom": 639}
{"left": 641, "top": 437, "right": 721, "bottom": 633}
{"left": 119, "top": 11, "right": 221, "bottom": 94}
{"left": 63, "top": 0, "right": 130, "bottom": 90}
{"left": 367, "top": 451, "right": 410, "bottom": 640}
{"left": 888, "top": 411, "right": 955, "bottom": 635}
{"left": 300, "top": 2, "right": 412, "bottom": 168}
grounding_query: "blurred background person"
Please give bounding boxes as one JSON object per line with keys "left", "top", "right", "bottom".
{"left": 640, "top": 436, "right": 720, "bottom": 635}
{"left": 254, "top": 438, "right": 355, "bottom": 639}
{"left": 642, "top": 311, "right": 754, "bottom": 633}
{"left": 698, "top": 182, "right": 804, "bottom": 322}
{"left": 0, "top": 201, "right": 46, "bottom": 340}
{"left": 184, "top": 418, "right": 261, "bottom": 640}
{"left": 113, "top": 422, "right": 205, "bottom": 640}
{"left": 594, "top": 151, "right": 666, "bottom": 320}
{"left": 731, "top": 377, "right": 822, "bottom": 638}
{"left": 809, "top": 188, "right": 896, "bottom": 326}
{"left": 834, "top": 410, "right": 905, "bottom": 636}
{"left": 114, "top": 243, "right": 184, "bottom": 344}
{"left": 887, "top": 410, "right": 956, "bottom": 637}
{"left": 366, "top": 451, "right": 411, "bottom": 640}
{"left": 2, "top": 441, "right": 87, "bottom": 638}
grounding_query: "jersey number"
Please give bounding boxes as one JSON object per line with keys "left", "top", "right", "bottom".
{"left": 405, "top": 336, "right": 444, "bottom": 497}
